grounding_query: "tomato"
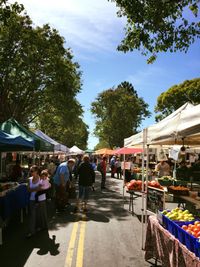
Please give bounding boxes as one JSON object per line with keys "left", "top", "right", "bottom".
{"left": 194, "top": 221, "right": 200, "bottom": 225}
{"left": 186, "top": 229, "right": 192, "bottom": 235}
{"left": 193, "top": 228, "right": 199, "bottom": 233}
{"left": 182, "top": 225, "right": 188, "bottom": 230}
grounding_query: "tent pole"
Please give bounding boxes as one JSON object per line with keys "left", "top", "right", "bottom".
{"left": 145, "top": 144, "right": 149, "bottom": 245}
{"left": 0, "top": 153, "right": 2, "bottom": 179}
{"left": 141, "top": 128, "right": 147, "bottom": 250}
{"left": 123, "top": 153, "right": 125, "bottom": 204}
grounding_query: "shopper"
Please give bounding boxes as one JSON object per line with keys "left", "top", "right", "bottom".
{"left": 53, "top": 158, "right": 75, "bottom": 211}
{"left": 26, "top": 165, "right": 48, "bottom": 238}
{"left": 100, "top": 155, "right": 107, "bottom": 190}
{"left": 76, "top": 154, "right": 95, "bottom": 212}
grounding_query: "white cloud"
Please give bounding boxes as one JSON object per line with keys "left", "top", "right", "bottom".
{"left": 11, "top": 0, "right": 125, "bottom": 55}
{"left": 127, "top": 66, "right": 168, "bottom": 88}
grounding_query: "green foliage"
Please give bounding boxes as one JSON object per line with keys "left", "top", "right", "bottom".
{"left": 109, "top": 0, "right": 200, "bottom": 62}
{"left": 0, "top": 0, "right": 88, "bottom": 148}
{"left": 155, "top": 78, "right": 200, "bottom": 121}
{"left": 91, "top": 82, "right": 150, "bottom": 148}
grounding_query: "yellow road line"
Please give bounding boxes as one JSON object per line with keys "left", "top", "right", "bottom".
{"left": 65, "top": 221, "right": 79, "bottom": 267}
{"left": 76, "top": 220, "right": 86, "bottom": 267}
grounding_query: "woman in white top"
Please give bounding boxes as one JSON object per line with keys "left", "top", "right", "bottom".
{"left": 26, "top": 165, "right": 48, "bottom": 238}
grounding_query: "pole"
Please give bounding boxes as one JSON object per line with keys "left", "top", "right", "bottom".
{"left": 0, "top": 153, "right": 2, "bottom": 179}
{"left": 123, "top": 153, "right": 125, "bottom": 204}
{"left": 145, "top": 144, "right": 149, "bottom": 246}
{"left": 141, "top": 128, "right": 147, "bottom": 250}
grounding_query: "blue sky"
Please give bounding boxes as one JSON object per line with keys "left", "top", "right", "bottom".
{"left": 11, "top": 0, "right": 200, "bottom": 149}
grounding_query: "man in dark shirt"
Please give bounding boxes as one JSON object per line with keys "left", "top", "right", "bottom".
{"left": 76, "top": 154, "right": 95, "bottom": 212}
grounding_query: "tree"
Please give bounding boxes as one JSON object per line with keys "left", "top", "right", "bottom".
{"left": 155, "top": 78, "right": 200, "bottom": 121}
{"left": 91, "top": 82, "right": 150, "bottom": 148}
{"left": 109, "top": 0, "right": 200, "bottom": 63}
{"left": 0, "top": 1, "right": 88, "bottom": 148}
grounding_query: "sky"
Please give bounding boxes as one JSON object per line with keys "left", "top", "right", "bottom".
{"left": 10, "top": 0, "right": 200, "bottom": 149}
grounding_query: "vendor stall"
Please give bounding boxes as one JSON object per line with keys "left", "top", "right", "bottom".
{"left": 145, "top": 215, "right": 200, "bottom": 267}
{"left": 124, "top": 102, "right": 200, "bottom": 252}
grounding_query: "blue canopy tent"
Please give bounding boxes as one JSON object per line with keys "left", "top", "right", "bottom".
{"left": 0, "top": 130, "right": 34, "bottom": 151}
{"left": 35, "top": 129, "right": 69, "bottom": 153}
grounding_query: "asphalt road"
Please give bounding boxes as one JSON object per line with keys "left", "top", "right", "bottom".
{"left": 0, "top": 173, "right": 157, "bottom": 267}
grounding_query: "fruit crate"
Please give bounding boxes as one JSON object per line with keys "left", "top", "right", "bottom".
{"left": 162, "top": 215, "right": 200, "bottom": 257}
{"left": 167, "top": 187, "right": 189, "bottom": 196}
{"left": 162, "top": 215, "right": 179, "bottom": 238}
{"left": 176, "top": 223, "right": 200, "bottom": 257}
{"left": 157, "top": 179, "right": 173, "bottom": 186}
{"left": 162, "top": 214, "right": 197, "bottom": 236}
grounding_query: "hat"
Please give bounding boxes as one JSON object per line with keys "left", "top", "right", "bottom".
{"left": 68, "top": 158, "right": 76, "bottom": 163}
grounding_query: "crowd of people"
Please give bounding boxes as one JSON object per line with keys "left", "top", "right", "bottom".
{"left": 3, "top": 151, "right": 200, "bottom": 239}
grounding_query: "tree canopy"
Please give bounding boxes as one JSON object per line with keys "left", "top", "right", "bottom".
{"left": 155, "top": 78, "right": 200, "bottom": 121}
{"left": 109, "top": 0, "right": 200, "bottom": 63}
{"left": 0, "top": 0, "right": 88, "bottom": 148}
{"left": 91, "top": 82, "right": 150, "bottom": 148}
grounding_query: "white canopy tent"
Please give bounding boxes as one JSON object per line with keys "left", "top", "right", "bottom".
{"left": 68, "top": 145, "right": 84, "bottom": 155}
{"left": 124, "top": 102, "right": 200, "bottom": 249}
{"left": 151, "top": 103, "right": 200, "bottom": 146}
{"left": 124, "top": 102, "right": 195, "bottom": 147}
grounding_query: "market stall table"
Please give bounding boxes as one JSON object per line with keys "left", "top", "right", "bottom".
{"left": 0, "top": 184, "right": 29, "bottom": 245}
{"left": 145, "top": 215, "right": 200, "bottom": 267}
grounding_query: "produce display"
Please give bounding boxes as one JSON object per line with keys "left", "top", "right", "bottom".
{"left": 168, "top": 185, "right": 189, "bottom": 195}
{"left": 126, "top": 179, "right": 163, "bottom": 191}
{"left": 181, "top": 221, "right": 200, "bottom": 239}
{"left": 158, "top": 176, "right": 188, "bottom": 186}
{"left": 126, "top": 180, "right": 142, "bottom": 191}
{"left": 162, "top": 207, "right": 195, "bottom": 221}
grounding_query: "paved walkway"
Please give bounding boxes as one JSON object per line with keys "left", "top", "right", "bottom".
{"left": 0, "top": 173, "right": 158, "bottom": 267}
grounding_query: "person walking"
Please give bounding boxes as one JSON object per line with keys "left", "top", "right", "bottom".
{"left": 115, "top": 157, "right": 122, "bottom": 179}
{"left": 26, "top": 165, "right": 48, "bottom": 238}
{"left": 100, "top": 155, "right": 107, "bottom": 190}
{"left": 76, "top": 154, "right": 95, "bottom": 212}
{"left": 53, "top": 158, "right": 75, "bottom": 212}
{"left": 110, "top": 155, "right": 116, "bottom": 178}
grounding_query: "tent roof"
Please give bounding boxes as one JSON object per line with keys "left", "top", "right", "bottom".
{"left": 35, "top": 129, "right": 69, "bottom": 153}
{"left": 0, "top": 118, "right": 54, "bottom": 152}
{"left": 0, "top": 130, "right": 34, "bottom": 151}
{"left": 124, "top": 102, "right": 196, "bottom": 147}
{"left": 94, "top": 148, "right": 114, "bottom": 155}
{"left": 114, "top": 147, "right": 143, "bottom": 154}
{"left": 150, "top": 103, "right": 200, "bottom": 145}
{"left": 69, "top": 145, "right": 84, "bottom": 154}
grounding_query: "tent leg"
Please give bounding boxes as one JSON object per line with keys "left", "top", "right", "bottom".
{"left": 0, "top": 153, "right": 2, "bottom": 179}
{"left": 123, "top": 153, "right": 125, "bottom": 205}
{"left": 141, "top": 128, "right": 147, "bottom": 250}
{"left": 0, "top": 227, "right": 2, "bottom": 245}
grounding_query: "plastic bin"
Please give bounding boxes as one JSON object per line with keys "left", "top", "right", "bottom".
{"left": 162, "top": 215, "right": 179, "bottom": 238}
{"left": 176, "top": 221, "right": 200, "bottom": 257}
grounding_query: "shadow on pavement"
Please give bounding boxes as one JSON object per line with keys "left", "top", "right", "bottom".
{"left": 0, "top": 218, "right": 60, "bottom": 267}
{"left": 0, "top": 173, "right": 132, "bottom": 267}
